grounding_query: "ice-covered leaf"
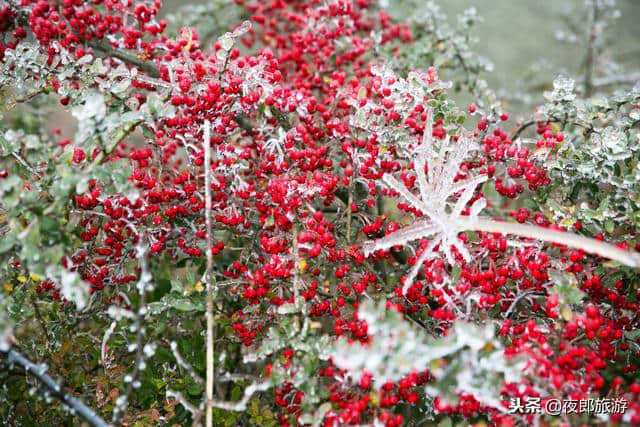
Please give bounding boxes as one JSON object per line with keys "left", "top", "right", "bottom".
{"left": 546, "top": 75, "right": 576, "bottom": 102}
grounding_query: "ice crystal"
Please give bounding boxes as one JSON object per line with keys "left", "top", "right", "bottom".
{"left": 363, "top": 111, "right": 486, "bottom": 293}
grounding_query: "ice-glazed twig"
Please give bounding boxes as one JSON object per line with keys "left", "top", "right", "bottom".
{"left": 460, "top": 216, "right": 640, "bottom": 268}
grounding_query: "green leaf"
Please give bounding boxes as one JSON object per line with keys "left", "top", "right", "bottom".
{"left": 549, "top": 269, "right": 584, "bottom": 305}
{"left": 604, "top": 219, "right": 615, "bottom": 234}
{"left": 169, "top": 297, "right": 203, "bottom": 312}
{"left": 451, "top": 265, "right": 461, "bottom": 281}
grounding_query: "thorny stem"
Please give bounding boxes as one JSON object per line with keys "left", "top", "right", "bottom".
{"left": 1, "top": 348, "right": 109, "bottom": 427}
{"left": 169, "top": 341, "right": 205, "bottom": 386}
{"left": 203, "top": 120, "right": 215, "bottom": 427}
{"left": 86, "top": 119, "right": 144, "bottom": 173}
{"left": 10, "top": 151, "right": 38, "bottom": 176}
{"left": 511, "top": 116, "right": 594, "bottom": 142}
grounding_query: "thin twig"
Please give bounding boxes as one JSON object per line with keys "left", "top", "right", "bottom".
{"left": 112, "top": 243, "right": 152, "bottom": 425}
{"left": 170, "top": 341, "right": 204, "bottom": 385}
{"left": 89, "top": 41, "right": 160, "bottom": 78}
{"left": 292, "top": 224, "right": 300, "bottom": 300}
{"left": 203, "top": 120, "right": 215, "bottom": 427}
{"left": 583, "top": 0, "right": 599, "bottom": 98}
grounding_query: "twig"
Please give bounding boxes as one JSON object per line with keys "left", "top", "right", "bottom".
{"left": 170, "top": 341, "right": 204, "bottom": 386}
{"left": 89, "top": 41, "right": 160, "bottom": 78}
{"left": 111, "top": 243, "right": 152, "bottom": 425}
{"left": 1, "top": 348, "right": 109, "bottom": 427}
{"left": 346, "top": 176, "right": 354, "bottom": 245}
{"left": 30, "top": 296, "right": 52, "bottom": 349}
{"left": 583, "top": 0, "right": 599, "bottom": 98}
{"left": 203, "top": 120, "right": 215, "bottom": 427}
{"left": 205, "top": 381, "right": 270, "bottom": 411}
{"left": 511, "top": 120, "right": 537, "bottom": 141}
{"left": 292, "top": 224, "right": 300, "bottom": 300}
{"left": 11, "top": 151, "right": 38, "bottom": 176}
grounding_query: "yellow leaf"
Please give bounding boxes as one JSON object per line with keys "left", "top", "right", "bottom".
{"left": 184, "top": 29, "right": 195, "bottom": 53}
{"left": 534, "top": 146, "right": 550, "bottom": 155}
{"left": 560, "top": 305, "right": 573, "bottom": 321}
{"left": 559, "top": 218, "right": 575, "bottom": 228}
{"left": 370, "top": 391, "right": 379, "bottom": 406}
{"left": 357, "top": 87, "right": 367, "bottom": 99}
{"left": 194, "top": 282, "right": 204, "bottom": 292}
{"left": 430, "top": 359, "right": 443, "bottom": 370}
{"left": 309, "top": 321, "right": 322, "bottom": 330}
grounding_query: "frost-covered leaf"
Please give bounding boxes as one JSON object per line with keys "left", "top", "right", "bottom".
{"left": 332, "top": 300, "right": 524, "bottom": 409}
{"left": 546, "top": 75, "right": 576, "bottom": 102}
{"left": 72, "top": 91, "right": 106, "bottom": 121}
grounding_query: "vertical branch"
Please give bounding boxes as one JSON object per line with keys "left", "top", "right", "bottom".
{"left": 584, "top": 0, "right": 599, "bottom": 98}
{"left": 346, "top": 177, "right": 354, "bottom": 245}
{"left": 112, "top": 242, "right": 152, "bottom": 425}
{"left": 203, "top": 120, "right": 215, "bottom": 427}
{"left": 292, "top": 223, "right": 300, "bottom": 300}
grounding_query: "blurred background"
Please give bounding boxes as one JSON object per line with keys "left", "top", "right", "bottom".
{"left": 424, "top": 0, "right": 640, "bottom": 98}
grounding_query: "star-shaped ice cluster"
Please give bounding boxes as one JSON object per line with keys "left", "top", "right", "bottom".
{"left": 363, "top": 113, "right": 487, "bottom": 293}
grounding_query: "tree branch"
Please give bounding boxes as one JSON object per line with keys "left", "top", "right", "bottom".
{"left": 89, "top": 41, "right": 160, "bottom": 78}
{"left": 461, "top": 216, "right": 640, "bottom": 268}
{"left": 203, "top": 120, "right": 216, "bottom": 427}
{"left": 1, "top": 348, "right": 109, "bottom": 427}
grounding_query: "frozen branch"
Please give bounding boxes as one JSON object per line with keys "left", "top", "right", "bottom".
{"left": 292, "top": 224, "right": 301, "bottom": 300}
{"left": 206, "top": 380, "right": 271, "bottom": 411}
{"left": 166, "top": 380, "right": 270, "bottom": 424}
{"left": 460, "top": 216, "right": 640, "bottom": 268}
{"left": 1, "top": 348, "right": 109, "bottom": 427}
{"left": 112, "top": 243, "right": 153, "bottom": 425}
{"left": 170, "top": 341, "right": 204, "bottom": 386}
